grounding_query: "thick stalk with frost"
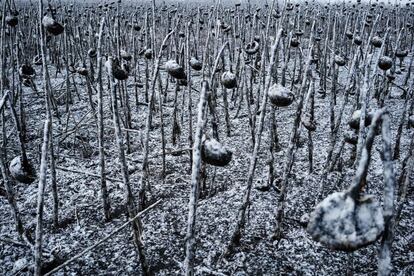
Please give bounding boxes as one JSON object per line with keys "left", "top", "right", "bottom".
{"left": 96, "top": 18, "right": 111, "bottom": 220}
{"left": 138, "top": 29, "right": 176, "bottom": 210}
{"left": 354, "top": 25, "right": 388, "bottom": 166}
{"left": 377, "top": 112, "right": 396, "bottom": 276}
{"left": 183, "top": 81, "right": 208, "bottom": 276}
{"left": 106, "top": 57, "right": 152, "bottom": 276}
{"left": 273, "top": 25, "right": 315, "bottom": 241}
{"left": 34, "top": 0, "right": 54, "bottom": 274}
{"left": 393, "top": 82, "right": 413, "bottom": 160}
{"left": 221, "top": 27, "right": 283, "bottom": 258}
{"left": 186, "top": 22, "right": 193, "bottom": 165}
{"left": 329, "top": 17, "right": 337, "bottom": 135}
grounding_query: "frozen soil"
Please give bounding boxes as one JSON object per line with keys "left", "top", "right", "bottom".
{"left": 1, "top": 58, "right": 413, "bottom": 275}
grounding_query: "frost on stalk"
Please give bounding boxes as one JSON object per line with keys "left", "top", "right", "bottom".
{"left": 307, "top": 191, "right": 384, "bottom": 251}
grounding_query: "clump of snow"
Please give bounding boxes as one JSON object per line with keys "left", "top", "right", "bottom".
{"left": 300, "top": 213, "right": 310, "bottom": 227}
{"left": 201, "top": 138, "right": 232, "bottom": 167}
{"left": 9, "top": 156, "right": 23, "bottom": 176}
{"left": 220, "top": 71, "right": 237, "bottom": 89}
{"left": 165, "top": 60, "right": 186, "bottom": 79}
{"left": 9, "top": 156, "right": 36, "bottom": 184}
{"left": 268, "top": 83, "right": 294, "bottom": 107}
{"left": 41, "top": 16, "right": 55, "bottom": 28}
{"left": 189, "top": 57, "right": 202, "bottom": 71}
{"left": 307, "top": 191, "right": 384, "bottom": 251}
{"left": 165, "top": 60, "right": 180, "bottom": 71}
{"left": 12, "top": 258, "right": 28, "bottom": 274}
{"left": 348, "top": 109, "right": 375, "bottom": 129}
